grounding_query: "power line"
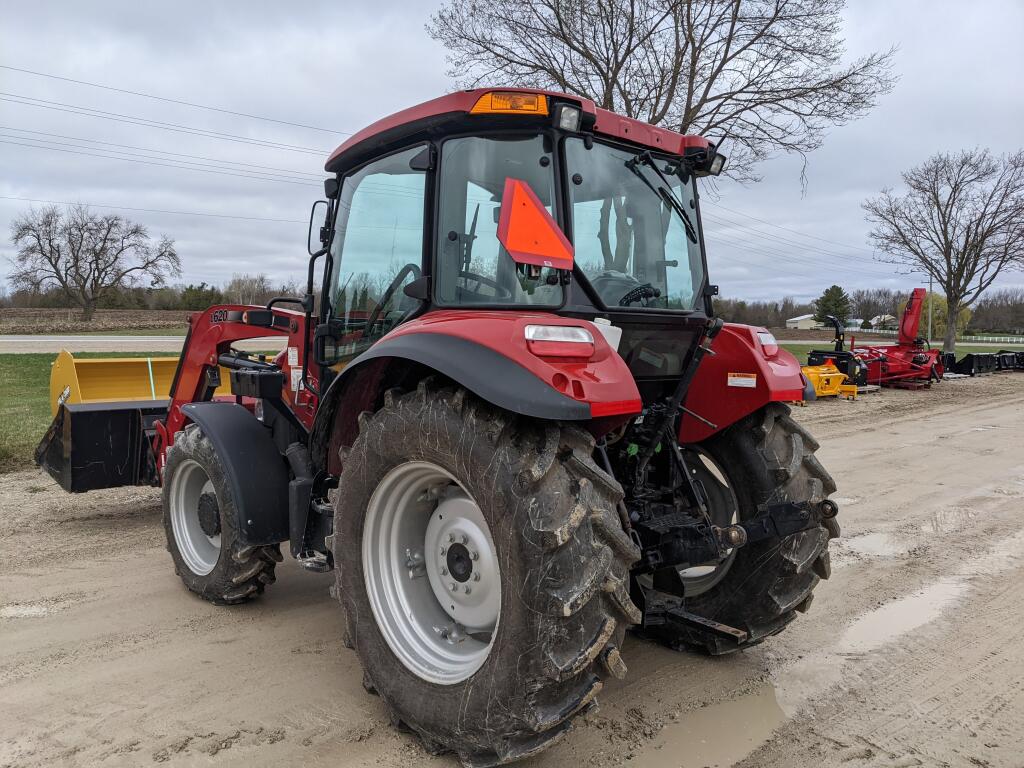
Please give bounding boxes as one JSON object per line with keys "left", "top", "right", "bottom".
{"left": 0, "top": 126, "right": 323, "bottom": 178}
{"left": 0, "top": 93, "right": 330, "bottom": 155}
{"left": 703, "top": 211, "right": 874, "bottom": 261}
{"left": 706, "top": 228, "right": 894, "bottom": 278}
{"left": 0, "top": 195, "right": 307, "bottom": 224}
{"left": 704, "top": 200, "right": 874, "bottom": 254}
{"left": 0, "top": 138, "right": 319, "bottom": 187}
{"left": 0, "top": 63, "right": 351, "bottom": 136}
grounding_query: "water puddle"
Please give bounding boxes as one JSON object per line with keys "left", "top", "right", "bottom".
{"left": 923, "top": 506, "right": 978, "bottom": 535}
{"left": 0, "top": 594, "right": 82, "bottom": 619}
{"left": 641, "top": 527, "right": 1024, "bottom": 765}
{"left": 634, "top": 685, "right": 785, "bottom": 767}
{"left": 842, "top": 531, "right": 909, "bottom": 557}
{"left": 830, "top": 496, "right": 862, "bottom": 506}
{"left": 838, "top": 577, "right": 967, "bottom": 653}
{"left": 0, "top": 602, "right": 51, "bottom": 619}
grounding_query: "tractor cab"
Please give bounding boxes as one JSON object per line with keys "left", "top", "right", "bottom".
{"left": 311, "top": 89, "right": 724, "bottom": 400}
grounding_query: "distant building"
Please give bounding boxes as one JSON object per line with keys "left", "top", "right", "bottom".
{"left": 786, "top": 314, "right": 818, "bottom": 330}
{"left": 871, "top": 313, "right": 897, "bottom": 329}
{"left": 845, "top": 318, "right": 864, "bottom": 329}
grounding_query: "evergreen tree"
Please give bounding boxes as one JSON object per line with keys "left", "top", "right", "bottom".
{"left": 814, "top": 285, "right": 853, "bottom": 325}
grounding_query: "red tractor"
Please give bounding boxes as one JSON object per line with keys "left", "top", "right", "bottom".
{"left": 38, "top": 89, "right": 838, "bottom": 765}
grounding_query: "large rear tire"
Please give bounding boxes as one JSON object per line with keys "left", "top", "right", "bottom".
{"left": 162, "top": 424, "right": 281, "bottom": 604}
{"left": 333, "top": 380, "right": 641, "bottom": 765}
{"left": 643, "top": 403, "right": 838, "bottom": 653}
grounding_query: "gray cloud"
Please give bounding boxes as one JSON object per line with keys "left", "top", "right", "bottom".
{"left": 2, "top": 0, "right": 1022, "bottom": 303}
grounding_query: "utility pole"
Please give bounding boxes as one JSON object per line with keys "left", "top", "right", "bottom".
{"left": 927, "top": 274, "right": 933, "bottom": 345}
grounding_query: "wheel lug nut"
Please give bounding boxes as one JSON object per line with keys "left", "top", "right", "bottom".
{"left": 461, "top": 534, "right": 469, "bottom": 544}
{"left": 440, "top": 546, "right": 447, "bottom": 555}
{"left": 464, "top": 585, "right": 472, "bottom": 594}
{"left": 448, "top": 533, "right": 455, "bottom": 543}
{"left": 450, "top": 582, "right": 458, "bottom": 592}
{"left": 441, "top": 567, "right": 448, "bottom": 576}
{"left": 470, "top": 551, "right": 479, "bottom": 561}
{"left": 473, "top": 572, "right": 481, "bottom": 582}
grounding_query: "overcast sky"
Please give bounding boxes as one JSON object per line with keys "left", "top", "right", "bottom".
{"left": 1, "top": 0, "right": 1022, "bottom": 303}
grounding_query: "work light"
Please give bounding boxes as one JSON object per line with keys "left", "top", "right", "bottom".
{"left": 555, "top": 104, "right": 581, "bottom": 132}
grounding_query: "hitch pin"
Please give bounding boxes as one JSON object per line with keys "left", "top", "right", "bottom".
{"left": 716, "top": 525, "right": 748, "bottom": 548}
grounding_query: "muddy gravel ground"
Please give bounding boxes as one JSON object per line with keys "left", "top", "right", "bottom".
{"left": 2, "top": 375, "right": 1023, "bottom": 768}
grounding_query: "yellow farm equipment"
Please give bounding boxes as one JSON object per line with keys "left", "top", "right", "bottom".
{"left": 37, "top": 351, "right": 230, "bottom": 492}
{"left": 801, "top": 360, "right": 858, "bottom": 400}
{"left": 48, "top": 350, "right": 231, "bottom": 416}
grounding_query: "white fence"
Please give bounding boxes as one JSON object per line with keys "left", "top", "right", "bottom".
{"left": 847, "top": 328, "right": 1024, "bottom": 344}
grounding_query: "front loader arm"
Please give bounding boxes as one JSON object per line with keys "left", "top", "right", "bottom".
{"left": 155, "top": 305, "right": 314, "bottom": 467}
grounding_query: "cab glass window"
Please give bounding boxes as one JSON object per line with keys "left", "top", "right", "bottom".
{"left": 566, "top": 138, "right": 705, "bottom": 311}
{"left": 325, "top": 146, "right": 426, "bottom": 364}
{"left": 435, "top": 135, "right": 562, "bottom": 307}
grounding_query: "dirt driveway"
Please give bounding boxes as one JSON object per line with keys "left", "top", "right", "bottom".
{"left": 2, "top": 375, "right": 1023, "bottom": 768}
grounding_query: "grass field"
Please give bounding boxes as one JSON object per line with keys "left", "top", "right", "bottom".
{"left": 0, "top": 352, "right": 166, "bottom": 474}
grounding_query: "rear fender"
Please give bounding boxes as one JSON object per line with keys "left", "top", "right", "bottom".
{"left": 680, "top": 324, "right": 804, "bottom": 443}
{"left": 180, "top": 402, "right": 289, "bottom": 546}
{"left": 309, "top": 311, "right": 641, "bottom": 475}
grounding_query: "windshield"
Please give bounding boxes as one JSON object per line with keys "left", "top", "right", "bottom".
{"left": 435, "top": 135, "right": 563, "bottom": 307}
{"left": 565, "top": 138, "right": 705, "bottom": 311}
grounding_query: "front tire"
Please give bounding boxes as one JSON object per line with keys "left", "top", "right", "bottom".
{"left": 162, "top": 424, "right": 281, "bottom": 604}
{"left": 333, "top": 381, "right": 641, "bottom": 765}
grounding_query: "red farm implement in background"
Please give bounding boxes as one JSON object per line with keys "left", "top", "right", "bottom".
{"left": 851, "top": 288, "right": 944, "bottom": 388}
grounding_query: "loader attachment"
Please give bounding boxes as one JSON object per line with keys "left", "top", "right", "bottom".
{"left": 36, "top": 400, "right": 169, "bottom": 492}
{"left": 47, "top": 349, "right": 184, "bottom": 417}
{"left": 36, "top": 350, "right": 229, "bottom": 492}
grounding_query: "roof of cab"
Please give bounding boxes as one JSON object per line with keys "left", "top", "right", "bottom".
{"left": 324, "top": 87, "right": 709, "bottom": 173}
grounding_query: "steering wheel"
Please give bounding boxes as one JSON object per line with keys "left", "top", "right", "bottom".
{"left": 364, "top": 263, "right": 421, "bottom": 333}
{"left": 619, "top": 282, "right": 661, "bottom": 307}
{"left": 456, "top": 270, "right": 514, "bottom": 301}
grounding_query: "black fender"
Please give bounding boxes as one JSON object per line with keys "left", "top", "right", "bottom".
{"left": 181, "top": 402, "right": 289, "bottom": 546}
{"left": 310, "top": 332, "right": 588, "bottom": 473}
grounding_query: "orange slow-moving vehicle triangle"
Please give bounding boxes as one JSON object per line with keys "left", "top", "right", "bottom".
{"left": 496, "top": 178, "right": 574, "bottom": 270}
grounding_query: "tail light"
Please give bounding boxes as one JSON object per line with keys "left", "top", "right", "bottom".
{"left": 756, "top": 331, "right": 779, "bottom": 357}
{"left": 525, "top": 324, "right": 595, "bottom": 358}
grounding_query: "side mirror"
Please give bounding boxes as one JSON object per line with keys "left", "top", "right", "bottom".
{"left": 312, "top": 319, "right": 344, "bottom": 366}
{"left": 307, "top": 200, "right": 331, "bottom": 256}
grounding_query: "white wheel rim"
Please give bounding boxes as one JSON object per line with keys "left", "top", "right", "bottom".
{"left": 169, "top": 459, "right": 221, "bottom": 576}
{"left": 362, "top": 461, "right": 500, "bottom": 685}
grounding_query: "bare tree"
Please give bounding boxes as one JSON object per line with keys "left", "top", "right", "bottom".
{"left": 224, "top": 273, "right": 273, "bottom": 305}
{"left": 864, "top": 149, "right": 1024, "bottom": 353}
{"left": 9, "top": 204, "right": 179, "bottom": 320}
{"left": 970, "top": 287, "right": 1024, "bottom": 334}
{"left": 427, "top": 0, "right": 896, "bottom": 180}
{"left": 851, "top": 287, "right": 903, "bottom": 326}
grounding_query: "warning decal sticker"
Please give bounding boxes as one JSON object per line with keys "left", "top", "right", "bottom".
{"left": 727, "top": 372, "right": 757, "bottom": 388}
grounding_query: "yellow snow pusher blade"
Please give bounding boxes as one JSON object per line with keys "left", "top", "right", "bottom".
{"left": 36, "top": 350, "right": 229, "bottom": 492}
{"left": 801, "top": 361, "right": 858, "bottom": 401}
